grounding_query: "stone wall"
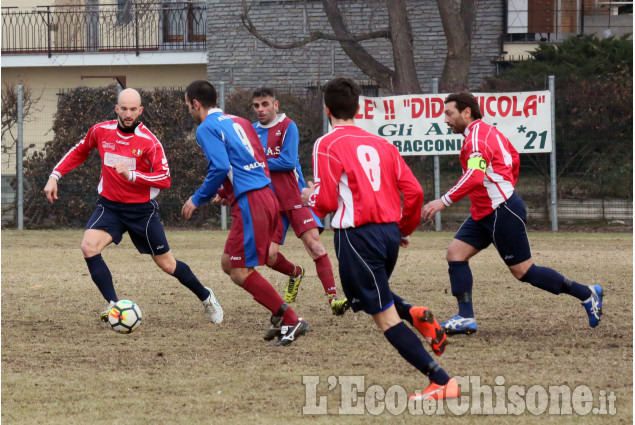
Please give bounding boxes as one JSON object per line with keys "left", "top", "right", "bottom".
{"left": 206, "top": 0, "right": 503, "bottom": 93}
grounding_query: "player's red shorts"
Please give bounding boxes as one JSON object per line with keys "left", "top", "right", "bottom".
{"left": 272, "top": 205, "right": 323, "bottom": 244}
{"left": 224, "top": 186, "right": 280, "bottom": 268}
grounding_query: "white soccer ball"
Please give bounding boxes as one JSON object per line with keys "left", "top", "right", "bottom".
{"left": 107, "top": 300, "right": 142, "bottom": 334}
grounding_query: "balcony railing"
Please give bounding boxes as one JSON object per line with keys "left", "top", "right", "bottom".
{"left": 1, "top": 1, "right": 206, "bottom": 57}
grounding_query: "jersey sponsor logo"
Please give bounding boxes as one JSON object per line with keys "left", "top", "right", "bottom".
{"left": 243, "top": 161, "right": 266, "bottom": 171}
{"left": 266, "top": 146, "right": 281, "bottom": 156}
{"left": 230, "top": 256, "right": 242, "bottom": 261}
{"left": 102, "top": 141, "right": 115, "bottom": 150}
{"left": 275, "top": 130, "right": 282, "bottom": 136}
{"left": 104, "top": 152, "right": 136, "bottom": 170}
{"left": 131, "top": 148, "right": 143, "bottom": 157}
{"left": 303, "top": 218, "right": 314, "bottom": 224}
{"left": 116, "top": 140, "right": 129, "bottom": 145}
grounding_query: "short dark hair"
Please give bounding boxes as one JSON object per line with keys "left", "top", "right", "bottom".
{"left": 444, "top": 92, "right": 483, "bottom": 120}
{"left": 252, "top": 87, "right": 276, "bottom": 100}
{"left": 185, "top": 80, "right": 217, "bottom": 108}
{"left": 323, "top": 77, "right": 361, "bottom": 120}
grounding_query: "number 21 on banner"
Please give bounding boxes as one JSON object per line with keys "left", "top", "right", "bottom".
{"left": 357, "top": 145, "right": 381, "bottom": 191}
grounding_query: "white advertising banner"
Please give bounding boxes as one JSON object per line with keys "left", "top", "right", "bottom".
{"left": 354, "top": 91, "right": 552, "bottom": 155}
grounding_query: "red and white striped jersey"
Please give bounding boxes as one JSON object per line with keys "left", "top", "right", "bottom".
{"left": 308, "top": 125, "right": 423, "bottom": 236}
{"left": 50, "top": 120, "right": 171, "bottom": 203}
{"left": 441, "top": 119, "right": 520, "bottom": 220}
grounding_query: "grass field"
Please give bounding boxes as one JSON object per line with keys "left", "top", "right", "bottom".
{"left": 2, "top": 230, "right": 632, "bottom": 424}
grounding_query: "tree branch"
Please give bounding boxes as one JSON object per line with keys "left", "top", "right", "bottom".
{"left": 240, "top": 0, "right": 389, "bottom": 50}
{"left": 321, "top": 0, "right": 395, "bottom": 88}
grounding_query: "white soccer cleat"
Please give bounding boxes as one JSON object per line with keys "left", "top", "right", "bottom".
{"left": 100, "top": 300, "right": 116, "bottom": 323}
{"left": 202, "top": 287, "right": 223, "bottom": 323}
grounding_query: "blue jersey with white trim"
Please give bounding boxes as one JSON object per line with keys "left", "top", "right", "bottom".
{"left": 192, "top": 109, "right": 270, "bottom": 206}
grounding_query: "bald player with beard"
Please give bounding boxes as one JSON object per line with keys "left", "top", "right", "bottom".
{"left": 44, "top": 88, "right": 224, "bottom": 326}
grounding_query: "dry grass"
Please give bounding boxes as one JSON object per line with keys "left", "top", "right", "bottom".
{"left": 2, "top": 229, "right": 632, "bottom": 424}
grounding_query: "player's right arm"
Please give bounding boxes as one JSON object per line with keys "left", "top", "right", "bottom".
{"left": 440, "top": 135, "right": 490, "bottom": 207}
{"left": 190, "top": 125, "right": 231, "bottom": 207}
{"left": 307, "top": 137, "right": 341, "bottom": 216}
{"left": 43, "top": 177, "right": 58, "bottom": 203}
{"left": 44, "top": 125, "right": 98, "bottom": 203}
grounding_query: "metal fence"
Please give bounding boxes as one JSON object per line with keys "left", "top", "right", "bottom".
{"left": 1, "top": 80, "right": 632, "bottom": 230}
{"left": 1, "top": 2, "right": 206, "bottom": 56}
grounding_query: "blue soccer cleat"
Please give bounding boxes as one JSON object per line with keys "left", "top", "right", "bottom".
{"left": 440, "top": 315, "right": 478, "bottom": 335}
{"left": 581, "top": 285, "right": 603, "bottom": 328}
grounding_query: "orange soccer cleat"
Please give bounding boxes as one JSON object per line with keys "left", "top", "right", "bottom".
{"left": 409, "top": 378, "right": 459, "bottom": 401}
{"left": 409, "top": 306, "right": 447, "bottom": 356}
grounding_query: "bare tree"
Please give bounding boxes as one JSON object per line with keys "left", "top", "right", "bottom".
{"left": 241, "top": 0, "right": 480, "bottom": 94}
{"left": 1, "top": 82, "right": 41, "bottom": 166}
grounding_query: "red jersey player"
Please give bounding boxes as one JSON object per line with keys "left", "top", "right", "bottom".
{"left": 43, "top": 88, "right": 223, "bottom": 325}
{"left": 302, "top": 78, "right": 458, "bottom": 402}
{"left": 422, "top": 92, "right": 603, "bottom": 334}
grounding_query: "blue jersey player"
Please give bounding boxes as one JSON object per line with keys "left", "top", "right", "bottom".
{"left": 181, "top": 80, "right": 309, "bottom": 347}
{"left": 252, "top": 87, "right": 348, "bottom": 317}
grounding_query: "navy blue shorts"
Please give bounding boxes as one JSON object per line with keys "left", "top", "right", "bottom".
{"left": 86, "top": 197, "right": 170, "bottom": 256}
{"left": 454, "top": 193, "right": 531, "bottom": 266}
{"left": 334, "top": 222, "right": 400, "bottom": 315}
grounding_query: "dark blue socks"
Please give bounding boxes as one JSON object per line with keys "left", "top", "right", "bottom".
{"left": 85, "top": 254, "right": 118, "bottom": 303}
{"left": 449, "top": 261, "right": 474, "bottom": 318}
{"left": 391, "top": 292, "right": 414, "bottom": 325}
{"left": 171, "top": 260, "right": 210, "bottom": 301}
{"left": 520, "top": 264, "right": 591, "bottom": 300}
{"left": 85, "top": 256, "right": 210, "bottom": 303}
{"left": 384, "top": 322, "right": 450, "bottom": 385}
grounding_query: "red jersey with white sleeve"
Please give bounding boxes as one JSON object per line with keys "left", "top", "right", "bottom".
{"left": 49, "top": 120, "right": 171, "bottom": 203}
{"left": 441, "top": 119, "right": 520, "bottom": 220}
{"left": 308, "top": 125, "right": 423, "bottom": 236}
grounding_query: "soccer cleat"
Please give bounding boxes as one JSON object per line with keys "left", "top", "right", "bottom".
{"left": 270, "top": 318, "right": 310, "bottom": 347}
{"left": 409, "top": 378, "right": 459, "bottom": 401}
{"left": 100, "top": 301, "right": 116, "bottom": 323}
{"left": 202, "top": 287, "right": 224, "bottom": 323}
{"left": 263, "top": 315, "right": 284, "bottom": 341}
{"left": 441, "top": 315, "right": 478, "bottom": 335}
{"left": 410, "top": 306, "right": 447, "bottom": 356}
{"left": 329, "top": 296, "right": 350, "bottom": 316}
{"left": 581, "top": 284, "right": 603, "bottom": 328}
{"left": 284, "top": 266, "right": 305, "bottom": 304}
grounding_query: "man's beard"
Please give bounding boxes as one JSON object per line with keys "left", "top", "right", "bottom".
{"left": 118, "top": 117, "right": 139, "bottom": 130}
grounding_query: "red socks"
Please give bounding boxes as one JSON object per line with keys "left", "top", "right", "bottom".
{"left": 314, "top": 253, "right": 337, "bottom": 297}
{"left": 268, "top": 252, "right": 299, "bottom": 277}
{"left": 242, "top": 271, "right": 299, "bottom": 325}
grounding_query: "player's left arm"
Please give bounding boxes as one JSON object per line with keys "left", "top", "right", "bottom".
{"left": 395, "top": 154, "right": 424, "bottom": 237}
{"left": 267, "top": 122, "right": 299, "bottom": 172}
{"left": 116, "top": 141, "right": 171, "bottom": 189}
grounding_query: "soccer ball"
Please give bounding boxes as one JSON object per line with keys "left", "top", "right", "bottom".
{"left": 108, "top": 300, "right": 142, "bottom": 334}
